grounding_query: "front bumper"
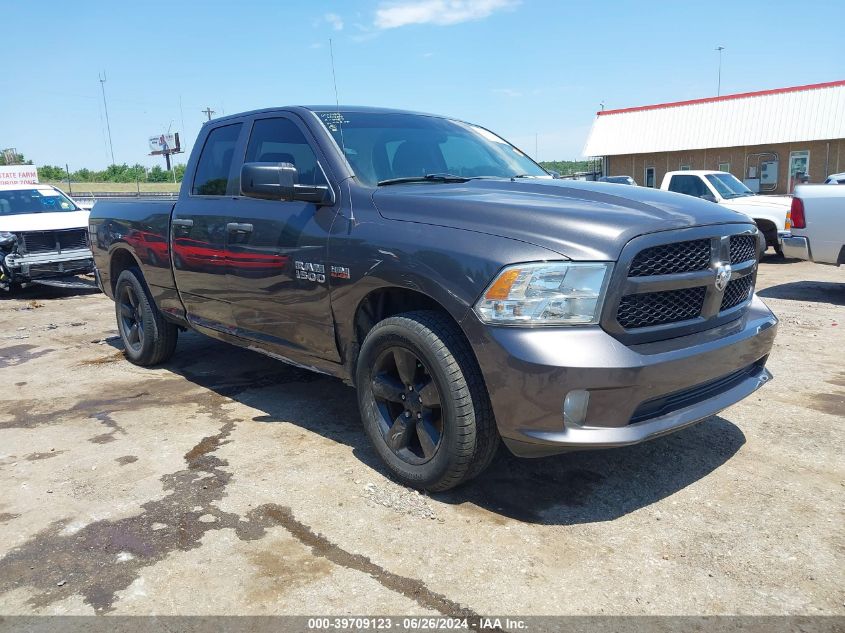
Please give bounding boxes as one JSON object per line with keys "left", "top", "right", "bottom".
{"left": 778, "top": 232, "right": 811, "bottom": 260}
{"left": 4, "top": 248, "right": 94, "bottom": 282}
{"left": 462, "top": 295, "right": 777, "bottom": 457}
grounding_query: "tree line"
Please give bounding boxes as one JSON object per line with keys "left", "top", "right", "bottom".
{"left": 538, "top": 160, "right": 600, "bottom": 175}
{"left": 5, "top": 152, "right": 594, "bottom": 184}
{"left": 37, "top": 163, "right": 187, "bottom": 183}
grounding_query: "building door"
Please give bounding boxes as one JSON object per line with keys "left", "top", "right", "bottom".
{"left": 644, "top": 166, "right": 656, "bottom": 188}
{"left": 788, "top": 150, "right": 810, "bottom": 192}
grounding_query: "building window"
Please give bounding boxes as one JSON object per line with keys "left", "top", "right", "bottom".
{"left": 718, "top": 162, "right": 730, "bottom": 172}
{"left": 644, "top": 166, "right": 655, "bottom": 188}
{"left": 788, "top": 150, "right": 810, "bottom": 191}
{"left": 680, "top": 164, "right": 691, "bottom": 171}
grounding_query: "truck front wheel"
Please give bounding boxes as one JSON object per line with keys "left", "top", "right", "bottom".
{"left": 114, "top": 268, "right": 178, "bottom": 366}
{"left": 356, "top": 311, "right": 499, "bottom": 491}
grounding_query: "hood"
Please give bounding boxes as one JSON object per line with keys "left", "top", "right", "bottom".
{"left": 372, "top": 179, "right": 750, "bottom": 260}
{"left": 0, "top": 210, "right": 90, "bottom": 233}
{"left": 720, "top": 195, "right": 791, "bottom": 211}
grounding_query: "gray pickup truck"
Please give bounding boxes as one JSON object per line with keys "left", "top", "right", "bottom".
{"left": 89, "top": 106, "right": 778, "bottom": 491}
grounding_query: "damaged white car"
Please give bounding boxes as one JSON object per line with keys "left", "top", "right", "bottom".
{"left": 0, "top": 184, "right": 94, "bottom": 292}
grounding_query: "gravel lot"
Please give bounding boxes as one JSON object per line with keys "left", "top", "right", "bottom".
{"left": 0, "top": 258, "right": 842, "bottom": 617}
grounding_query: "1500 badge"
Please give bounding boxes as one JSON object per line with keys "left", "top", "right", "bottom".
{"left": 295, "top": 261, "right": 326, "bottom": 283}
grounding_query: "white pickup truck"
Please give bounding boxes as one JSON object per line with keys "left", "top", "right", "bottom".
{"left": 0, "top": 184, "right": 94, "bottom": 292}
{"left": 780, "top": 185, "right": 845, "bottom": 266}
{"left": 660, "top": 170, "right": 790, "bottom": 255}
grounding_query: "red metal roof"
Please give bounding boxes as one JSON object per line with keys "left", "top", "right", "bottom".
{"left": 597, "top": 79, "right": 845, "bottom": 116}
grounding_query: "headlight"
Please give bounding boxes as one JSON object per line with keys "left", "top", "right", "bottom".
{"left": 0, "top": 232, "right": 17, "bottom": 247}
{"left": 474, "top": 262, "right": 612, "bottom": 325}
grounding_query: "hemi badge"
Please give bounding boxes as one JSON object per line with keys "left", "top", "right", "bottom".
{"left": 330, "top": 266, "right": 351, "bottom": 279}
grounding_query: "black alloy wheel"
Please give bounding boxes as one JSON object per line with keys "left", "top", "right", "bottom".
{"left": 371, "top": 346, "right": 444, "bottom": 464}
{"left": 118, "top": 282, "right": 145, "bottom": 353}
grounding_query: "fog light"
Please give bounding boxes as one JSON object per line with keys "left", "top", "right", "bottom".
{"left": 563, "top": 390, "right": 590, "bottom": 428}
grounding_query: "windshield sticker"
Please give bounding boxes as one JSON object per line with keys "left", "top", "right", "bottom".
{"left": 319, "top": 111, "right": 349, "bottom": 133}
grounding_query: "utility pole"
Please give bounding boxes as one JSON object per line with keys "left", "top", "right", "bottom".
{"left": 715, "top": 46, "right": 725, "bottom": 96}
{"left": 99, "top": 71, "right": 115, "bottom": 165}
{"left": 65, "top": 164, "right": 73, "bottom": 196}
{"left": 202, "top": 107, "right": 215, "bottom": 121}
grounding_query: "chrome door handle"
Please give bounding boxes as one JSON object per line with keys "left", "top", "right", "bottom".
{"left": 227, "top": 223, "right": 253, "bottom": 233}
{"left": 172, "top": 218, "right": 194, "bottom": 228}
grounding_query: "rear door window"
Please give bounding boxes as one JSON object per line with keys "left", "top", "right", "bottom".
{"left": 192, "top": 123, "right": 242, "bottom": 196}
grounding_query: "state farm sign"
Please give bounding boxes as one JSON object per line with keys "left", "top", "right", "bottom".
{"left": 0, "top": 165, "right": 39, "bottom": 186}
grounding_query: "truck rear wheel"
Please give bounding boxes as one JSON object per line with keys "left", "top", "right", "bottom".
{"left": 356, "top": 310, "right": 499, "bottom": 491}
{"left": 114, "top": 268, "right": 178, "bottom": 366}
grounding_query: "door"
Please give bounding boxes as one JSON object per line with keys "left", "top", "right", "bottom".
{"left": 172, "top": 122, "right": 243, "bottom": 332}
{"left": 645, "top": 166, "right": 655, "bottom": 188}
{"left": 788, "top": 150, "right": 810, "bottom": 193}
{"left": 226, "top": 115, "right": 341, "bottom": 361}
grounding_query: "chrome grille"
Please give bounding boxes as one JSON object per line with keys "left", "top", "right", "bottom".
{"left": 617, "top": 287, "right": 706, "bottom": 329}
{"left": 729, "top": 235, "right": 757, "bottom": 265}
{"left": 604, "top": 227, "right": 760, "bottom": 343}
{"left": 628, "top": 239, "right": 711, "bottom": 277}
{"left": 720, "top": 275, "right": 754, "bottom": 311}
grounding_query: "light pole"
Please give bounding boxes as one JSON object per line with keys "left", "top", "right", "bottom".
{"left": 99, "top": 71, "right": 115, "bottom": 165}
{"left": 716, "top": 46, "right": 725, "bottom": 96}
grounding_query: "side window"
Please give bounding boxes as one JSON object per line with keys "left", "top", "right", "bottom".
{"left": 192, "top": 123, "right": 242, "bottom": 196}
{"left": 668, "top": 175, "right": 708, "bottom": 197}
{"left": 245, "top": 117, "right": 327, "bottom": 187}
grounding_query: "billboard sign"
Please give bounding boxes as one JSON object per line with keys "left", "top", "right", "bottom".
{"left": 149, "top": 133, "right": 179, "bottom": 155}
{"left": 0, "top": 165, "right": 39, "bottom": 186}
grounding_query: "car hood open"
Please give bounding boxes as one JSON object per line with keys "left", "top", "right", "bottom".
{"left": 373, "top": 179, "right": 750, "bottom": 260}
{"left": 0, "top": 210, "right": 90, "bottom": 233}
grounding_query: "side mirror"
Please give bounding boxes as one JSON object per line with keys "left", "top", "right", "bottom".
{"left": 241, "top": 162, "right": 334, "bottom": 205}
{"left": 701, "top": 193, "right": 717, "bottom": 203}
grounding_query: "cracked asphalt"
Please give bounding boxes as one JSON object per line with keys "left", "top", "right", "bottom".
{"left": 0, "top": 259, "right": 842, "bottom": 616}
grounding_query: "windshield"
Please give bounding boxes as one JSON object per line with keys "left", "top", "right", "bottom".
{"left": 315, "top": 111, "right": 549, "bottom": 186}
{"left": 0, "top": 187, "right": 79, "bottom": 216}
{"left": 705, "top": 173, "right": 754, "bottom": 199}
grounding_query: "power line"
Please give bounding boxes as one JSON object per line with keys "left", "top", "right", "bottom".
{"left": 99, "top": 71, "right": 115, "bottom": 165}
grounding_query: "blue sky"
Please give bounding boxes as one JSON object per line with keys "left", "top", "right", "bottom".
{"left": 2, "top": 0, "right": 842, "bottom": 170}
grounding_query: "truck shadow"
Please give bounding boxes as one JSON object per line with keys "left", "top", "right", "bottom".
{"left": 144, "top": 331, "right": 746, "bottom": 527}
{"left": 757, "top": 280, "right": 845, "bottom": 306}
{"left": 2, "top": 277, "right": 100, "bottom": 301}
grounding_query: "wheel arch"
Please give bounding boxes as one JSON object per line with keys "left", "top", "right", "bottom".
{"left": 108, "top": 246, "right": 143, "bottom": 295}
{"left": 344, "top": 284, "right": 475, "bottom": 387}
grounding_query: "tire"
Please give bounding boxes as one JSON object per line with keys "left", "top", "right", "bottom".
{"left": 356, "top": 310, "right": 499, "bottom": 491}
{"left": 114, "top": 268, "right": 178, "bottom": 366}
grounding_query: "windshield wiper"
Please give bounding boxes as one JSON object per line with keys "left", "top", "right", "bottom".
{"left": 377, "top": 173, "right": 470, "bottom": 186}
